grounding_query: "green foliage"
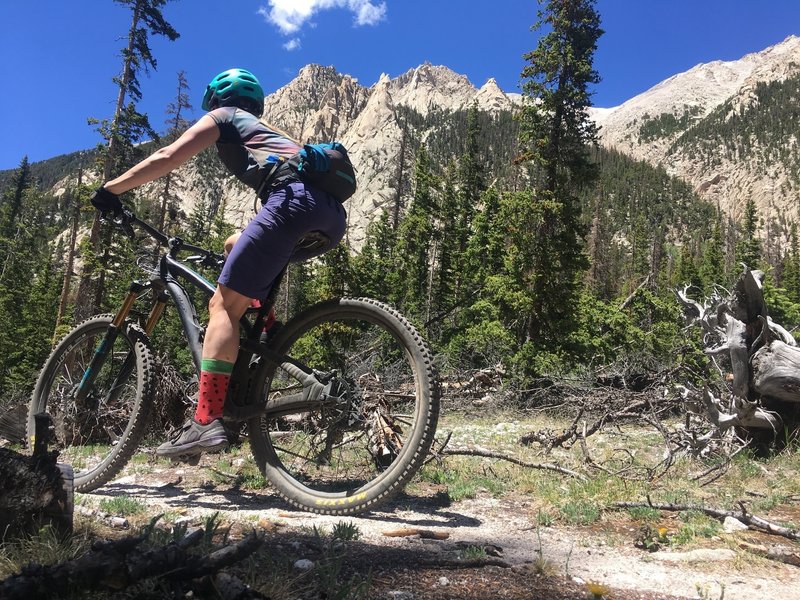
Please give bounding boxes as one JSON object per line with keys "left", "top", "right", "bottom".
{"left": 764, "top": 280, "right": 800, "bottom": 336}
{"left": 513, "top": 0, "right": 602, "bottom": 361}
{"left": 735, "top": 198, "right": 762, "bottom": 269}
{"left": 559, "top": 500, "right": 601, "bottom": 525}
{"left": 0, "top": 158, "right": 66, "bottom": 400}
{"left": 5, "top": 0, "right": 786, "bottom": 400}
{"left": 671, "top": 72, "right": 800, "bottom": 186}
{"left": 638, "top": 106, "right": 701, "bottom": 143}
{"left": 99, "top": 496, "right": 147, "bottom": 516}
{"left": 671, "top": 510, "right": 722, "bottom": 545}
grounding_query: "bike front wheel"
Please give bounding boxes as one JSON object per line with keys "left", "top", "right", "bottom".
{"left": 247, "top": 298, "right": 439, "bottom": 515}
{"left": 28, "top": 315, "right": 154, "bottom": 492}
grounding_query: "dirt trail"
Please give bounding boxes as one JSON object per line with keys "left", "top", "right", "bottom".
{"left": 82, "top": 463, "right": 800, "bottom": 600}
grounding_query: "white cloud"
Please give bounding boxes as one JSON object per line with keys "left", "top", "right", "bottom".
{"left": 353, "top": 1, "right": 386, "bottom": 26}
{"left": 283, "top": 38, "right": 302, "bottom": 51}
{"left": 259, "top": 0, "right": 387, "bottom": 36}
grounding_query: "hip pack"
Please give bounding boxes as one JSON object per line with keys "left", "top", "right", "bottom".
{"left": 268, "top": 142, "right": 357, "bottom": 203}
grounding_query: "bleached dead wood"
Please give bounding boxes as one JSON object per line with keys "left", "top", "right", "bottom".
{"left": 615, "top": 500, "right": 800, "bottom": 542}
{"left": 751, "top": 338, "right": 800, "bottom": 403}
{"left": 441, "top": 446, "right": 587, "bottom": 481}
{"left": 676, "top": 267, "right": 800, "bottom": 446}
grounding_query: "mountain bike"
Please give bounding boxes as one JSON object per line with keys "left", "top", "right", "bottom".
{"left": 28, "top": 210, "right": 439, "bottom": 515}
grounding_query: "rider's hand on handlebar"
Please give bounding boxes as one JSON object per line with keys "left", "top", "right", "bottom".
{"left": 90, "top": 186, "right": 123, "bottom": 218}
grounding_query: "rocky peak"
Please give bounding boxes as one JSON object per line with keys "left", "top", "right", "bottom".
{"left": 592, "top": 34, "right": 800, "bottom": 225}
{"left": 388, "top": 63, "right": 478, "bottom": 115}
{"left": 474, "top": 77, "right": 513, "bottom": 112}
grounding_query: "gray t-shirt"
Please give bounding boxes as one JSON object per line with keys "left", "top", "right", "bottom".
{"left": 208, "top": 107, "right": 301, "bottom": 191}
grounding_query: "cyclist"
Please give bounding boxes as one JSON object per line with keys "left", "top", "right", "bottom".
{"left": 89, "top": 68, "right": 347, "bottom": 458}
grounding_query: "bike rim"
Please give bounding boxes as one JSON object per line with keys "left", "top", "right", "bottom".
{"left": 41, "top": 324, "right": 141, "bottom": 477}
{"left": 262, "top": 310, "right": 425, "bottom": 498}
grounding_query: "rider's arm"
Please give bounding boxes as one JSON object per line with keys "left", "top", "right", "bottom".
{"left": 104, "top": 114, "right": 220, "bottom": 195}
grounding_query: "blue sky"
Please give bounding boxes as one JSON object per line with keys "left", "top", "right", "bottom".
{"left": 1, "top": 0, "right": 799, "bottom": 170}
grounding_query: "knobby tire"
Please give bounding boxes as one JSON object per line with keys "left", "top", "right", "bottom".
{"left": 247, "top": 297, "right": 439, "bottom": 515}
{"left": 28, "top": 315, "right": 154, "bottom": 492}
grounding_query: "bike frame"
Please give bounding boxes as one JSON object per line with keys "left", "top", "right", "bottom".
{"left": 75, "top": 212, "right": 330, "bottom": 422}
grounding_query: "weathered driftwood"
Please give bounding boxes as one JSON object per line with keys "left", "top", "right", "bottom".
{"left": 615, "top": 500, "right": 800, "bottom": 542}
{"left": 751, "top": 338, "right": 800, "bottom": 402}
{"left": 677, "top": 268, "right": 800, "bottom": 441}
{"left": 0, "top": 414, "right": 73, "bottom": 538}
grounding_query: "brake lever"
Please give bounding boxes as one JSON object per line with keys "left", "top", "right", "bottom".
{"left": 113, "top": 208, "right": 136, "bottom": 240}
{"left": 204, "top": 252, "right": 225, "bottom": 268}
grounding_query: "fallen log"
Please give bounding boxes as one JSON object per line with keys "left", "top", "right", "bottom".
{"left": 615, "top": 500, "right": 800, "bottom": 542}
{"left": 0, "top": 528, "right": 264, "bottom": 600}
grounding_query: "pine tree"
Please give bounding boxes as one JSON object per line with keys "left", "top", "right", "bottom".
{"left": 735, "top": 198, "right": 762, "bottom": 270}
{"left": 77, "top": 0, "right": 179, "bottom": 322}
{"left": 700, "top": 214, "right": 725, "bottom": 293}
{"left": 97, "top": 0, "right": 180, "bottom": 181}
{"left": 430, "top": 163, "right": 459, "bottom": 325}
{"left": 351, "top": 211, "right": 397, "bottom": 301}
{"left": 393, "top": 148, "right": 438, "bottom": 318}
{"left": 0, "top": 156, "right": 32, "bottom": 236}
{"left": 464, "top": 187, "right": 505, "bottom": 287}
{"left": 783, "top": 223, "right": 800, "bottom": 302}
{"left": 54, "top": 167, "right": 90, "bottom": 340}
{"left": 313, "top": 243, "right": 352, "bottom": 300}
{"left": 157, "top": 70, "right": 192, "bottom": 234}
{"left": 0, "top": 171, "right": 63, "bottom": 398}
{"left": 449, "top": 103, "right": 487, "bottom": 312}
{"left": 515, "top": 0, "right": 602, "bottom": 356}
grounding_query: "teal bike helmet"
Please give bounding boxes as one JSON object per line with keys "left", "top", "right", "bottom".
{"left": 202, "top": 68, "right": 264, "bottom": 116}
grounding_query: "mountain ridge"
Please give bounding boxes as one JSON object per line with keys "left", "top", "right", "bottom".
{"left": 591, "top": 35, "right": 800, "bottom": 224}
{"left": 11, "top": 35, "right": 800, "bottom": 246}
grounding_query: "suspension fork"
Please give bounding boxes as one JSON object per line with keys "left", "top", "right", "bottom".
{"left": 75, "top": 281, "right": 155, "bottom": 401}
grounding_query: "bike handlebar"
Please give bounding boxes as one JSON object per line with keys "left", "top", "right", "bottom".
{"left": 108, "top": 208, "right": 225, "bottom": 267}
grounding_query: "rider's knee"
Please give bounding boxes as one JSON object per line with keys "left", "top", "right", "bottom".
{"left": 223, "top": 233, "right": 241, "bottom": 258}
{"left": 208, "top": 285, "right": 250, "bottom": 320}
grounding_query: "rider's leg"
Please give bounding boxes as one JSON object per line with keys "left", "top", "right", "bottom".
{"left": 194, "top": 284, "right": 252, "bottom": 424}
{"left": 156, "top": 284, "right": 251, "bottom": 457}
{"left": 223, "top": 232, "right": 240, "bottom": 257}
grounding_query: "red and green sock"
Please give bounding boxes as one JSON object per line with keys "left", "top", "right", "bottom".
{"left": 195, "top": 358, "right": 234, "bottom": 425}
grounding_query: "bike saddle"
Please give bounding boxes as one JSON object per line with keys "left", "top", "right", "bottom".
{"left": 293, "top": 230, "right": 330, "bottom": 254}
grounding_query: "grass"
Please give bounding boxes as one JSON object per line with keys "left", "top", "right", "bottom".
{"left": 418, "top": 463, "right": 505, "bottom": 501}
{"left": 98, "top": 496, "right": 147, "bottom": 516}
{"left": 0, "top": 524, "right": 94, "bottom": 580}
{"left": 12, "top": 409, "right": 800, "bottom": 597}
{"left": 459, "top": 544, "right": 487, "bottom": 559}
{"left": 425, "top": 409, "right": 800, "bottom": 540}
{"left": 671, "top": 510, "right": 723, "bottom": 545}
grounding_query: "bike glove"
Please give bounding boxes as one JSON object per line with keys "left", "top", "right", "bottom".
{"left": 90, "top": 186, "right": 123, "bottom": 216}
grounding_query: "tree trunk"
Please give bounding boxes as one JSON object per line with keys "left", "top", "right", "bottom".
{"left": 54, "top": 168, "right": 83, "bottom": 341}
{"left": 0, "top": 414, "right": 73, "bottom": 538}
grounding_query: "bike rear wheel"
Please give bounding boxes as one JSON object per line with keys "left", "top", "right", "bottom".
{"left": 28, "top": 315, "right": 154, "bottom": 492}
{"left": 247, "top": 298, "right": 439, "bottom": 515}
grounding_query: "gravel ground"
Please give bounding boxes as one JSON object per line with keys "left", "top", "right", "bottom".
{"left": 79, "top": 460, "right": 800, "bottom": 600}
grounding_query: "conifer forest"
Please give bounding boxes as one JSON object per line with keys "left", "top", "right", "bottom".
{"left": 1, "top": 0, "right": 800, "bottom": 443}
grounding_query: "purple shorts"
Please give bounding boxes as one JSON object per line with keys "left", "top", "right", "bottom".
{"left": 218, "top": 181, "right": 346, "bottom": 299}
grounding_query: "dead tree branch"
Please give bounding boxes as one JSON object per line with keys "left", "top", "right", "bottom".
{"left": 615, "top": 500, "right": 800, "bottom": 542}
{"left": 441, "top": 446, "right": 586, "bottom": 480}
{"left": 0, "top": 528, "right": 263, "bottom": 600}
